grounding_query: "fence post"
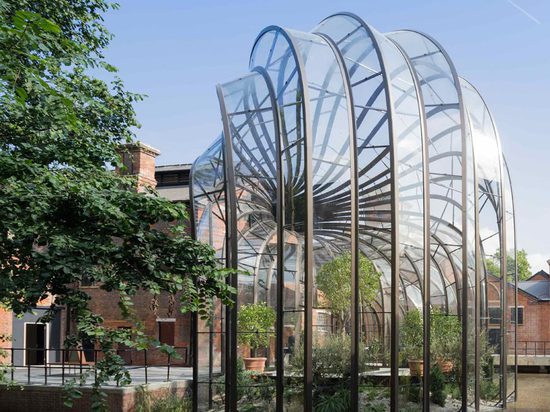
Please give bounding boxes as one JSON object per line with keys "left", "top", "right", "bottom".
{"left": 10, "top": 348, "right": 14, "bottom": 381}
{"left": 27, "top": 350, "right": 31, "bottom": 385}
{"left": 44, "top": 348, "right": 48, "bottom": 385}
{"left": 166, "top": 353, "right": 171, "bottom": 382}
{"left": 144, "top": 349, "right": 148, "bottom": 384}
{"left": 62, "top": 348, "right": 65, "bottom": 384}
{"left": 79, "top": 349, "right": 83, "bottom": 386}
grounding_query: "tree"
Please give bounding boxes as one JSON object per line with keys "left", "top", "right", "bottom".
{"left": 0, "top": 0, "right": 234, "bottom": 406}
{"left": 316, "top": 252, "right": 380, "bottom": 333}
{"left": 485, "top": 249, "right": 531, "bottom": 281}
{"left": 237, "top": 302, "right": 276, "bottom": 357}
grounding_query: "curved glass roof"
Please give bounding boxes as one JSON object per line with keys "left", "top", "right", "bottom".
{"left": 191, "top": 12, "right": 517, "bottom": 412}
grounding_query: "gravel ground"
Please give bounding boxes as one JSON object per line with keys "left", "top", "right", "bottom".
{"left": 507, "top": 373, "right": 550, "bottom": 411}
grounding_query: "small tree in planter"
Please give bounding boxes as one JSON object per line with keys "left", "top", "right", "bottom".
{"left": 316, "top": 252, "right": 380, "bottom": 334}
{"left": 238, "top": 302, "right": 276, "bottom": 372}
{"left": 400, "top": 308, "right": 424, "bottom": 377}
{"left": 430, "top": 308, "right": 460, "bottom": 373}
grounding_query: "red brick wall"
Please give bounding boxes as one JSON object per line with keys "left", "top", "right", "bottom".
{"left": 487, "top": 276, "right": 550, "bottom": 350}
{"left": 0, "top": 381, "right": 190, "bottom": 412}
{"left": 116, "top": 142, "right": 160, "bottom": 191}
{"left": 79, "top": 288, "right": 191, "bottom": 366}
{"left": 528, "top": 272, "right": 549, "bottom": 281}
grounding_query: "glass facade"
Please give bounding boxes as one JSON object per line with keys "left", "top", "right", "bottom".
{"left": 191, "top": 12, "right": 516, "bottom": 412}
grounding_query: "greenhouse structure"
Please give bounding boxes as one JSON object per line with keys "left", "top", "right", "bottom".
{"left": 190, "top": 12, "right": 517, "bottom": 412}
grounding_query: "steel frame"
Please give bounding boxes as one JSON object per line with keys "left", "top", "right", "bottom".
{"left": 190, "top": 12, "right": 517, "bottom": 412}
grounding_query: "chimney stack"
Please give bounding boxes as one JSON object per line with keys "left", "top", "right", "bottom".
{"left": 117, "top": 142, "right": 160, "bottom": 191}
{"left": 546, "top": 259, "right": 550, "bottom": 274}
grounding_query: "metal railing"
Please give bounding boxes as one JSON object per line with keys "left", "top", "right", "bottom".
{"left": 512, "top": 341, "right": 550, "bottom": 356}
{"left": 3, "top": 346, "right": 190, "bottom": 386}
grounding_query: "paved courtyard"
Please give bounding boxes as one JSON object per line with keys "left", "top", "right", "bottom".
{"left": 507, "top": 373, "right": 550, "bottom": 411}
{"left": 9, "top": 365, "right": 192, "bottom": 387}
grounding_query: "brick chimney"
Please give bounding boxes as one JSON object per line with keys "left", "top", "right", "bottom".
{"left": 117, "top": 142, "right": 161, "bottom": 190}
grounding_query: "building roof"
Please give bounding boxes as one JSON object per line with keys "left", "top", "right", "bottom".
{"left": 527, "top": 270, "right": 550, "bottom": 281}
{"left": 155, "top": 164, "right": 192, "bottom": 172}
{"left": 518, "top": 280, "right": 550, "bottom": 301}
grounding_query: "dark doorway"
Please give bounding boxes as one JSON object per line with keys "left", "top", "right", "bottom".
{"left": 158, "top": 321, "right": 175, "bottom": 346}
{"left": 25, "top": 323, "right": 46, "bottom": 365}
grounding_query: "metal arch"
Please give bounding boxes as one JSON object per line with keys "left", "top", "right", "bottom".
{"left": 469, "top": 109, "right": 482, "bottom": 411}
{"left": 219, "top": 71, "right": 281, "bottom": 411}
{"left": 430, "top": 253, "right": 451, "bottom": 312}
{"left": 387, "top": 36, "right": 432, "bottom": 409}
{"left": 250, "top": 26, "right": 315, "bottom": 410}
{"left": 313, "top": 30, "right": 361, "bottom": 410}
{"left": 189, "top": 160, "right": 198, "bottom": 412}
{"left": 216, "top": 85, "right": 239, "bottom": 412}
{"left": 391, "top": 29, "right": 472, "bottom": 410}
{"left": 316, "top": 13, "right": 402, "bottom": 408}
{"left": 461, "top": 76, "right": 509, "bottom": 407}
{"left": 251, "top": 64, "right": 285, "bottom": 412}
{"left": 503, "top": 157, "right": 518, "bottom": 401}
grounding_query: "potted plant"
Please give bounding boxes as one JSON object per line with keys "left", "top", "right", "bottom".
{"left": 238, "top": 302, "right": 276, "bottom": 372}
{"left": 430, "top": 308, "right": 460, "bottom": 373}
{"left": 400, "top": 308, "right": 424, "bottom": 377}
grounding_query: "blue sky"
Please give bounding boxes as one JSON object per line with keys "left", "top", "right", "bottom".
{"left": 102, "top": 0, "right": 550, "bottom": 272}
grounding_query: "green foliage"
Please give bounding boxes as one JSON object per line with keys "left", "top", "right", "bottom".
{"left": 480, "top": 329, "right": 495, "bottom": 380}
{"left": 215, "top": 358, "right": 275, "bottom": 408}
{"left": 315, "top": 389, "right": 350, "bottom": 412}
{"left": 444, "top": 380, "right": 461, "bottom": 400}
{"left": 400, "top": 308, "right": 461, "bottom": 365}
{"left": 407, "top": 378, "right": 421, "bottom": 403}
{"left": 237, "top": 302, "right": 276, "bottom": 352}
{"left": 480, "top": 377, "right": 499, "bottom": 400}
{"left": 400, "top": 309, "right": 423, "bottom": 361}
{"left": 430, "top": 365, "right": 446, "bottom": 407}
{"left": 316, "top": 252, "right": 380, "bottom": 331}
{"left": 0, "top": 333, "right": 11, "bottom": 381}
{"left": 430, "top": 308, "right": 461, "bottom": 364}
{"left": 364, "top": 336, "right": 389, "bottom": 367}
{"left": 485, "top": 248, "right": 531, "bottom": 281}
{"left": 0, "top": 0, "right": 235, "bottom": 409}
{"left": 135, "top": 386, "right": 191, "bottom": 412}
{"left": 291, "top": 334, "right": 364, "bottom": 380}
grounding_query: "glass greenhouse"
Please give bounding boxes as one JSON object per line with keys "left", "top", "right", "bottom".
{"left": 190, "top": 12, "right": 517, "bottom": 412}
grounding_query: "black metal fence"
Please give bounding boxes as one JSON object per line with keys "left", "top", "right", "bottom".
{"left": 513, "top": 341, "right": 550, "bottom": 356}
{"left": 4, "top": 346, "right": 190, "bottom": 386}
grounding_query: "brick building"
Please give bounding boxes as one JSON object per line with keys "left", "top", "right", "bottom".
{"left": 487, "top": 267, "right": 550, "bottom": 359}
{"left": 1, "top": 142, "right": 194, "bottom": 367}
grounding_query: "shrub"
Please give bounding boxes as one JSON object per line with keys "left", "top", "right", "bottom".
{"left": 430, "top": 365, "right": 446, "bottom": 407}
{"left": 400, "top": 309, "right": 423, "bottom": 361}
{"left": 430, "top": 309, "right": 461, "bottom": 366}
{"left": 315, "top": 389, "right": 350, "bottom": 412}
{"left": 135, "top": 387, "right": 191, "bottom": 412}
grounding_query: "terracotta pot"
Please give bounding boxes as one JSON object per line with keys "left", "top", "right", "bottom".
{"left": 243, "top": 357, "right": 267, "bottom": 372}
{"left": 408, "top": 359, "right": 424, "bottom": 377}
{"left": 436, "top": 358, "right": 454, "bottom": 374}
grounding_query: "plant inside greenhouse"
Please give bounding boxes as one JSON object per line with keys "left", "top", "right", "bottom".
{"left": 237, "top": 302, "right": 276, "bottom": 371}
